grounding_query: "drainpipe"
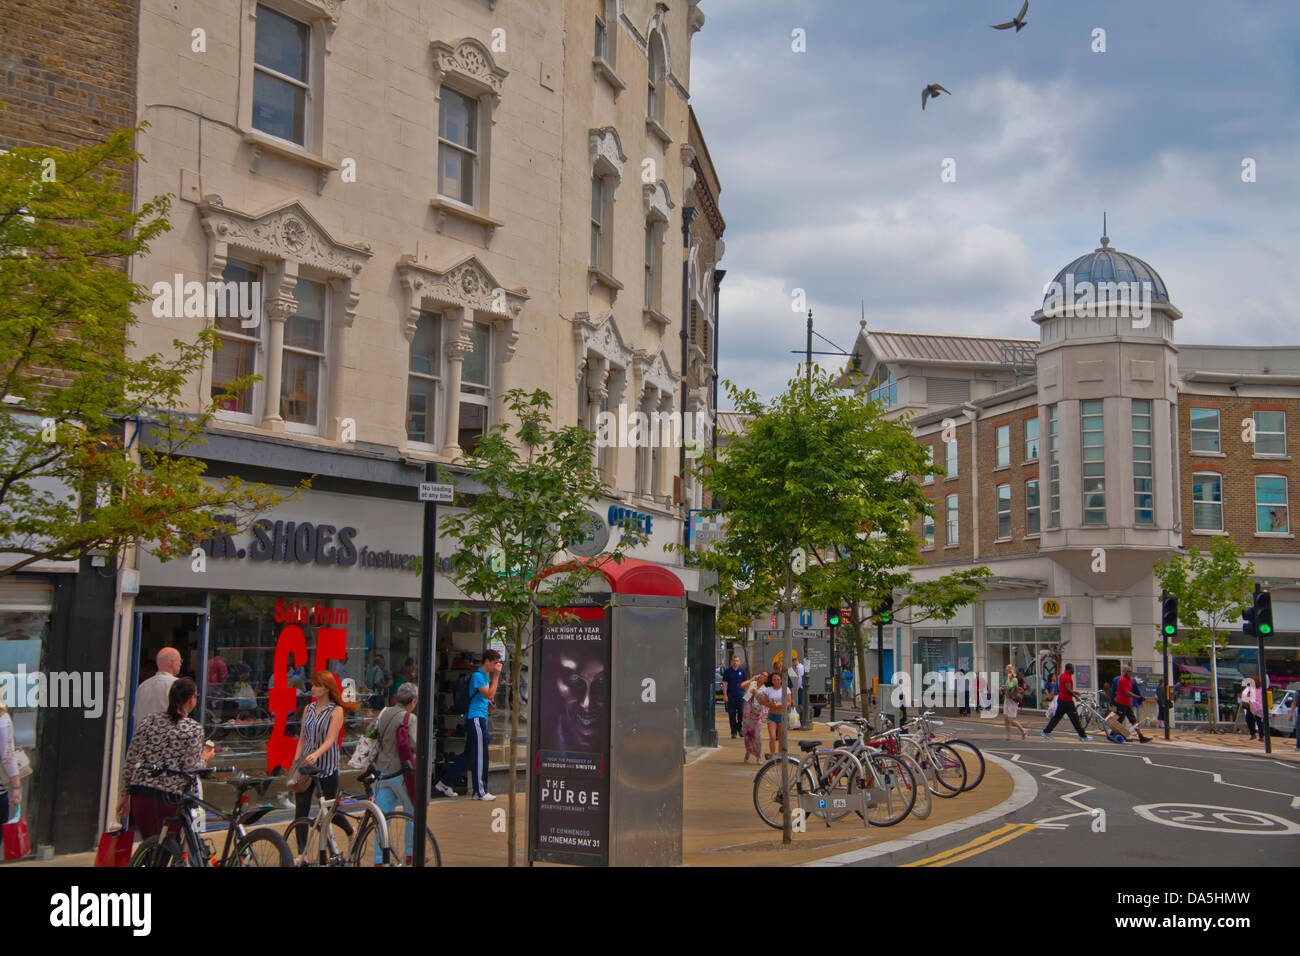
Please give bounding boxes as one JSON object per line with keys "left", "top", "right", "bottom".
{"left": 711, "top": 268, "right": 725, "bottom": 462}
{"left": 680, "top": 206, "right": 697, "bottom": 548}
{"left": 963, "top": 403, "right": 980, "bottom": 561}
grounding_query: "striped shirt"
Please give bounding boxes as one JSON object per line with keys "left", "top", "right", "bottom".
{"left": 301, "top": 702, "right": 339, "bottom": 776}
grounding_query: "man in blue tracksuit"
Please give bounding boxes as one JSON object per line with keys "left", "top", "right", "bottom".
{"left": 434, "top": 649, "right": 502, "bottom": 800}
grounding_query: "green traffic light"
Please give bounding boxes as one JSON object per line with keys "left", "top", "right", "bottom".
{"left": 1260, "top": 623, "right": 1272, "bottom": 635}
{"left": 1163, "top": 624, "right": 1176, "bottom": 636}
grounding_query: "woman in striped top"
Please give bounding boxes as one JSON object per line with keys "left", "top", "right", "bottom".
{"left": 292, "top": 672, "right": 359, "bottom": 827}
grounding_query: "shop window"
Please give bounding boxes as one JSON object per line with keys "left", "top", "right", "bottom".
{"left": 459, "top": 321, "right": 491, "bottom": 454}
{"left": 1024, "top": 415, "right": 1039, "bottom": 461}
{"left": 212, "top": 258, "right": 264, "bottom": 420}
{"left": 253, "top": 6, "right": 312, "bottom": 146}
{"left": 1256, "top": 476, "right": 1289, "bottom": 533}
{"left": 0, "top": 579, "right": 53, "bottom": 841}
{"left": 1025, "top": 479, "right": 1040, "bottom": 536}
{"left": 280, "top": 278, "right": 327, "bottom": 432}
{"left": 1192, "top": 472, "right": 1222, "bottom": 531}
{"left": 438, "top": 88, "right": 479, "bottom": 207}
{"left": 1189, "top": 407, "right": 1220, "bottom": 453}
{"left": 1132, "top": 398, "right": 1154, "bottom": 525}
{"left": 996, "top": 425, "right": 1010, "bottom": 468}
{"left": 995, "top": 483, "right": 1011, "bottom": 539}
{"left": 1081, "top": 399, "right": 1105, "bottom": 524}
{"left": 1254, "top": 411, "right": 1286, "bottom": 456}
{"left": 407, "top": 310, "right": 442, "bottom": 446}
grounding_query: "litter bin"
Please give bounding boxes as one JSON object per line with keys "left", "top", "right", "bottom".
{"left": 528, "top": 556, "right": 686, "bottom": 866}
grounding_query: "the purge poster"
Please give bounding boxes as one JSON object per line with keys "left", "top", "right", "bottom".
{"left": 529, "top": 606, "right": 611, "bottom": 865}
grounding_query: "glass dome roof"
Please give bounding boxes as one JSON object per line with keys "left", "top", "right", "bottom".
{"left": 1044, "top": 220, "right": 1169, "bottom": 305}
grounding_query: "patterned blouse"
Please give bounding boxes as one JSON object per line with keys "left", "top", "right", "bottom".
{"left": 301, "top": 702, "right": 339, "bottom": 776}
{"left": 123, "top": 712, "right": 206, "bottom": 797}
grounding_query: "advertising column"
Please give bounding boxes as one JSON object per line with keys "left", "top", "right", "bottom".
{"left": 528, "top": 606, "right": 611, "bottom": 865}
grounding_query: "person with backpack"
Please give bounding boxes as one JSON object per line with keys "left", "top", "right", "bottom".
{"left": 371, "top": 683, "right": 418, "bottom": 865}
{"left": 434, "top": 650, "right": 502, "bottom": 800}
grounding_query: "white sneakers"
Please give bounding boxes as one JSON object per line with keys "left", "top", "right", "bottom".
{"left": 433, "top": 781, "right": 455, "bottom": 798}
{"left": 474, "top": 792, "right": 497, "bottom": 801}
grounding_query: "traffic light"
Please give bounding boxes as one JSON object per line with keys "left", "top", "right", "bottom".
{"left": 876, "top": 595, "right": 893, "bottom": 624}
{"left": 1243, "top": 596, "right": 1257, "bottom": 637}
{"left": 1160, "top": 592, "right": 1178, "bottom": 641}
{"left": 1254, "top": 590, "right": 1274, "bottom": 637}
{"left": 826, "top": 608, "right": 841, "bottom": 628}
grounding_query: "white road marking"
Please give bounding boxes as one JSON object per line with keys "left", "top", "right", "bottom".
{"left": 1086, "top": 749, "right": 1300, "bottom": 806}
{"left": 1132, "top": 803, "right": 1300, "bottom": 835}
{"left": 991, "top": 751, "right": 1098, "bottom": 827}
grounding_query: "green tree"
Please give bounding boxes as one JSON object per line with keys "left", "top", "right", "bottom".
{"left": 713, "top": 560, "right": 778, "bottom": 671}
{"left": 1153, "top": 537, "right": 1254, "bottom": 731}
{"left": 678, "top": 369, "right": 988, "bottom": 844}
{"left": 438, "top": 388, "right": 647, "bottom": 866}
{"left": 0, "top": 130, "right": 289, "bottom": 574}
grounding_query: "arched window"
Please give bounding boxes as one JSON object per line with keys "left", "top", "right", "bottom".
{"left": 647, "top": 31, "right": 666, "bottom": 125}
{"left": 867, "top": 369, "right": 897, "bottom": 408}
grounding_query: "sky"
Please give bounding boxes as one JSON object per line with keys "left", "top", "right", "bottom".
{"left": 688, "top": 0, "right": 1300, "bottom": 402}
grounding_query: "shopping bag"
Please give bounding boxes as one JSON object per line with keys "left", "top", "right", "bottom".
{"left": 348, "top": 733, "right": 379, "bottom": 770}
{"left": 787, "top": 707, "right": 801, "bottom": 731}
{"left": 2, "top": 818, "right": 31, "bottom": 860}
{"left": 94, "top": 829, "right": 135, "bottom": 868}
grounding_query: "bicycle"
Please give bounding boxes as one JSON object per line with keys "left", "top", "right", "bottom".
{"left": 285, "top": 764, "right": 440, "bottom": 866}
{"left": 828, "top": 719, "right": 932, "bottom": 821}
{"left": 1072, "top": 693, "right": 1107, "bottom": 736}
{"left": 129, "top": 766, "right": 292, "bottom": 867}
{"left": 897, "top": 712, "right": 967, "bottom": 796}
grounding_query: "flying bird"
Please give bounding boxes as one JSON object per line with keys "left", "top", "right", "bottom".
{"left": 991, "top": 0, "right": 1029, "bottom": 31}
{"left": 921, "top": 84, "right": 951, "bottom": 110}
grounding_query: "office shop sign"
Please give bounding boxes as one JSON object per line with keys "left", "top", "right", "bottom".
{"left": 199, "top": 515, "right": 427, "bottom": 573}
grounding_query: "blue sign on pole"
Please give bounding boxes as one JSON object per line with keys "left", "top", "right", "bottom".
{"left": 799, "top": 608, "right": 812, "bottom": 628}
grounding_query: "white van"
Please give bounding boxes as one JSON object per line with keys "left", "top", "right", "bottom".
{"left": 1268, "top": 687, "right": 1298, "bottom": 735}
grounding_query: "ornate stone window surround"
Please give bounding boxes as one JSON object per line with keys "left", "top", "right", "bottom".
{"left": 199, "top": 196, "right": 371, "bottom": 439}
{"left": 573, "top": 311, "right": 635, "bottom": 484}
{"left": 397, "top": 254, "right": 526, "bottom": 459}
{"left": 588, "top": 126, "right": 627, "bottom": 299}
{"left": 642, "top": 178, "right": 673, "bottom": 327}
{"left": 429, "top": 38, "right": 508, "bottom": 247}
{"left": 238, "top": 0, "right": 343, "bottom": 194}
{"left": 632, "top": 347, "right": 678, "bottom": 500}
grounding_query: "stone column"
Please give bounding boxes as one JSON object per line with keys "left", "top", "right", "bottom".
{"left": 585, "top": 357, "right": 610, "bottom": 472}
{"left": 440, "top": 307, "right": 473, "bottom": 459}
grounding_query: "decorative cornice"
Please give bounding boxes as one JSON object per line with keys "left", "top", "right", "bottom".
{"left": 589, "top": 126, "right": 628, "bottom": 180}
{"left": 397, "top": 253, "right": 527, "bottom": 342}
{"left": 692, "top": 162, "right": 725, "bottom": 237}
{"left": 198, "top": 196, "right": 371, "bottom": 283}
{"left": 635, "top": 347, "right": 678, "bottom": 399}
{"left": 430, "top": 37, "right": 509, "bottom": 102}
{"left": 687, "top": 0, "right": 706, "bottom": 35}
{"left": 573, "top": 311, "right": 633, "bottom": 372}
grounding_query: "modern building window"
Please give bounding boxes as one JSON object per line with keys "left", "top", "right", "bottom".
{"left": 280, "top": 278, "right": 327, "bottom": 431}
{"left": 1256, "top": 476, "right": 1290, "bottom": 533}
{"left": 1189, "top": 407, "right": 1220, "bottom": 453}
{"left": 945, "top": 438, "right": 958, "bottom": 478}
{"left": 1047, "top": 404, "right": 1060, "bottom": 527}
{"left": 1024, "top": 415, "right": 1039, "bottom": 460}
{"left": 996, "top": 425, "right": 1010, "bottom": 468}
{"left": 1081, "top": 399, "right": 1105, "bottom": 524}
{"left": 1254, "top": 411, "right": 1286, "bottom": 456}
{"left": 1132, "top": 399, "right": 1154, "bottom": 525}
{"left": 1191, "top": 472, "right": 1222, "bottom": 531}
{"left": 868, "top": 370, "right": 898, "bottom": 408}
{"left": 996, "top": 483, "right": 1011, "bottom": 539}
{"left": 459, "top": 321, "right": 491, "bottom": 453}
{"left": 922, "top": 443, "right": 934, "bottom": 484}
{"left": 438, "top": 88, "right": 478, "bottom": 207}
{"left": 946, "top": 494, "right": 959, "bottom": 545}
{"left": 211, "top": 259, "right": 263, "bottom": 418}
{"left": 252, "top": 7, "right": 311, "bottom": 145}
{"left": 922, "top": 512, "right": 935, "bottom": 549}
{"left": 407, "top": 311, "right": 442, "bottom": 446}
{"left": 1025, "top": 479, "right": 1040, "bottom": 536}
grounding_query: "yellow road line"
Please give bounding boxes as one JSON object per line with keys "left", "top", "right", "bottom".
{"left": 899, "top": 822, "right": 1022, "bottom": 867}
{"left": 921, "top": 825, "right": 1037, "bottom": 867}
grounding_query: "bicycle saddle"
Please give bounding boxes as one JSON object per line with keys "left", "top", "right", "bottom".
{"left": 232, "top": 774, "right": 275, "bottom": 795}
{"left": 798, "top": 740, "right": 823, "bottom": 752}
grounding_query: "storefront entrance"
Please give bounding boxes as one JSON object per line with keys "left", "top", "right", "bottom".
{"left": 129, "top": 605, "right": 206, "bottom": 737}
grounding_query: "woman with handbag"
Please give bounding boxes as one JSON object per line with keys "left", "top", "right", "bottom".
{"left": 369, "top": 682, "right": 418, "bottom": 864}
{"left": 1241, "top": 678, "right": 1264, "bottom": 740}
{"left": 0, "top": 682, "right": 23, "bottom": 825}
{"left": 117, "top": 678, "right": 214, "bottom": 839}
{"left": 1002, "top": 664, "right": 1027, "bottom": 740}
{"left": 740, "top": 671, "right": 769, "bottom": 763}
{"left": 290, "top": 672, "right": 359, "bottom": 857}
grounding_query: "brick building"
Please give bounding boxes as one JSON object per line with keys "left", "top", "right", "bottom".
{"left": 846, "top": 228, "right": 1300, "bottom": 723}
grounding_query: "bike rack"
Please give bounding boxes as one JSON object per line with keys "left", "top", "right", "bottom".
{"left": 795, "top": 749, "right": 871, "bottom": 828}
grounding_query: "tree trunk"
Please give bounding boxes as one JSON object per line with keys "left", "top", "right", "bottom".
{"left": 507, "top": 622, "right": 523, "bottom": 866}
{"left": 1208, "top": 629, "right": 1220, "bottom": 734}
{"left": 854, "top": 617, "right": 870, "bottom": 724}
{"left": 781, "top": 562, "right": 793, "bottom": 846}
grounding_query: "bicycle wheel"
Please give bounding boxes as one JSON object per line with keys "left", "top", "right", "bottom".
{"left": 945, "top": 739, "right": 986, "bottom": 792}
{"left": 925, "top": 743, "right": 967, "bottom": 796}
{"left": 285, "top": 815, "right": 353, "bottom": 866}
{"left": 230, "top": 827, "right": 293, "bottom": 867}
{"left": 353, "top": 810, "right": 441, "bottom": 867}
{"left": 808, "top": 750, "right": 859, "bottom": 822}
{"left": 130, "top": 835, "right": 184, "bottom": 867}
{"left": 859, "top": 753, "right": 915, "bottom": 827}
{"left": 752, "top": 757, "right": 813, "bottom": 830}
{"left": 897, "top": 754, "right": 931, "bottom": 820}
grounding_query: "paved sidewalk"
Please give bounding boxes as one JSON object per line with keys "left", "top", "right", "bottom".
{"left": 1159, "top": 726, "right": 1300, "bottom": 761}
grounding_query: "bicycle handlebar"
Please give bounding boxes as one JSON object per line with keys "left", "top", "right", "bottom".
{"left": 143, "top": 765, "right": 236, "bottom": 780}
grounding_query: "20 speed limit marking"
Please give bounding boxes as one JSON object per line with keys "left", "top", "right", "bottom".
{"left": 1133, "top": 803, "right": 1300, "bottom": 835}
